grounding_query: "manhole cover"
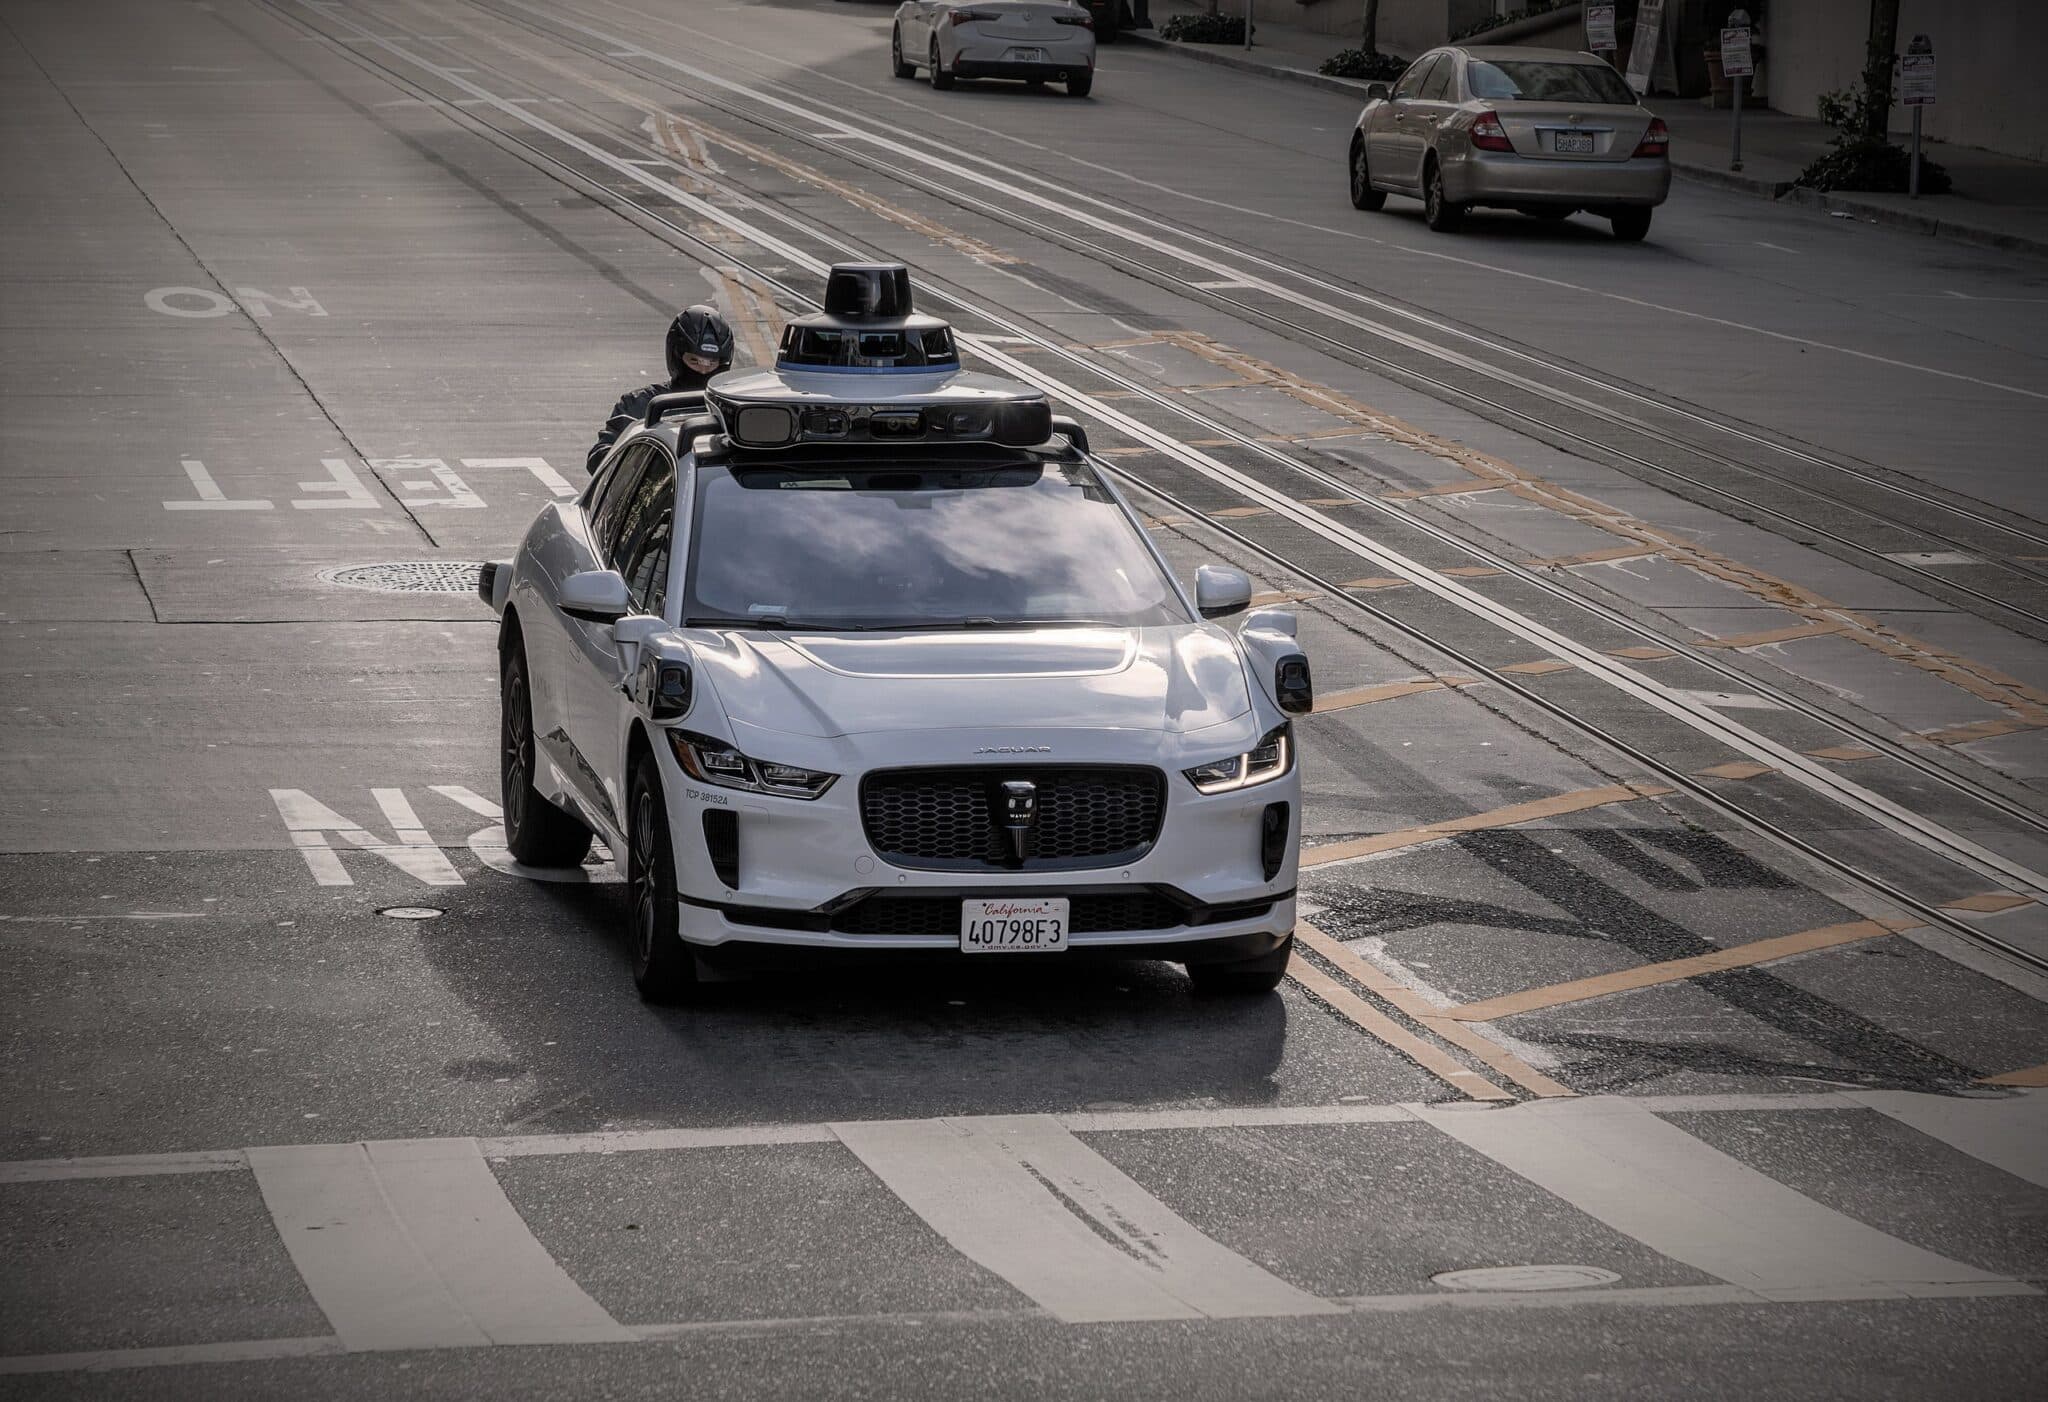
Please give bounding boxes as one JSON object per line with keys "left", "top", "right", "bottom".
{"left": 378, "top": 906, "right": 445, "bottom": 921}
{"left": 1431, "top": 1265, "right": 1620, "bottom": 1292}
{"left": 319, "top": 561, "right": 485, "bottom": 594}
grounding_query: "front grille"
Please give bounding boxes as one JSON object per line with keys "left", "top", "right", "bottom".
{"left": 860, "top": 766, "right": 1165, "bottom": 871}
{"left": 831, "top": 891, "right": 1190, "bottom": 938}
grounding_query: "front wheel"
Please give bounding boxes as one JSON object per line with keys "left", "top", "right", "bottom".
{"left": 1422, "top": 158, "right": 1465, "bottom": 232}
{"left": 891, "top": 26, "right": 916, "bottom": 79}
{"left": 1186, "top": 935, "right": 1294, "bottom": 996}
{"left": 627, "top": 755, "right": 700, "bottom": 1004}
{"left": 1610, "top": 206, "right": 1653, "bottom": 242}
{"left": 1067, "top": 69, "right": 1093, "bottom": 97}
{"left": 929, "top": 38, "right": 954, "bottom": 90}
{"left": 1348, "top": 136, "right": 1385, "bottom": 211}
{"left": 500, "top": 646, "right": 593, "bottom": 867}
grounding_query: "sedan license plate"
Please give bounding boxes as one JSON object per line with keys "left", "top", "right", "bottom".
{"left": 1553, "top": 131, "right": 1595, "bottom": 154}
{"left": 961, "top": 898, "right": 1068, "bottom": 954}
{"left": 1007, "top": 47, "right": 1046, "bottom": 63}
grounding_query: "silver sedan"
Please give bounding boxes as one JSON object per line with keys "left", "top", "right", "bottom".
{"left": 1347, "top": 45, "right": 1671, "bottom": 240}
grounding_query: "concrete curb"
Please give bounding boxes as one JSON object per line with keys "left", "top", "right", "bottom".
{"left": 1121, "top": 31, "right": 2048, "bottom": 260}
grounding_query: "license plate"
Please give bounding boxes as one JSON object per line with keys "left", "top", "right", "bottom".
{"left": 960, "top": 897, "right": 1068, "bottom": 953}
{"left": 1554, "top": 131, "right": 1595, "bottom": 154}
{"left": 1007, "top": 47, "right": 1045, "bottom": 63}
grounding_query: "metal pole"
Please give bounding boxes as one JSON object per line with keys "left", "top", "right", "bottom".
{"left": 1730, "top": 72, "right": 1743, "bottom": 171}
{"left": 1244, "top": 0, "right": 1253, "bottom": 49}
{"left": 1910, "top": 105, "right": 1922, "bottom": 197}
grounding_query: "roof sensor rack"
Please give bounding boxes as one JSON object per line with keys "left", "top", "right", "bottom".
{"left": 776, "top": 261, "right": 960, "bottom": 372}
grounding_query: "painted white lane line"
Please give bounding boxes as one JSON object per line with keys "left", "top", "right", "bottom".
{"left": 248, "top": 1138, "right": 631, "bottom": 1350}
{"left": 292, "top": 1, "right": 2048, "bottom": 905}
{"left": 832, "top": 1115, "right": 1338, "bottom": 1323}
{"left": 0, "top": 1150, "right": 243, "bottom": 1184}
{"left": 1847, "top": 1089, "right": 2048, "bottom": 1190}
{"left": 1415, "top": 1099, "right": 2020, "bottom": 1301}
{"left": 0, "top": 1336, "right": 343, "bottom": 1377}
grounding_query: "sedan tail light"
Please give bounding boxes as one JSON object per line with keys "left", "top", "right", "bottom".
{"left": 1470, "top": 113, "right": 1514, "bottom": 153}
{"left": 1634, "top": 118, "right": 1670, "bottom": 157}
{"left": 1054, "top": 13, "right": 1093, "bottom": 26}
{"left": 949, "top": 8, "right": 998, "bottom": 23}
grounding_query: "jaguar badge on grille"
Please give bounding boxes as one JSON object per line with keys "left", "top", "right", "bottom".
{"left": 997, "top": 779, "right": 1038, "bottom": 863}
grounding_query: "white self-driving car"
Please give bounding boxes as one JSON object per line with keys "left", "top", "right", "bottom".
{"left": 484, "top": 265, "right": 1309, "bottom": 1002}
{"left": 891, "top": 1, "right": 1096, "bottom": 96}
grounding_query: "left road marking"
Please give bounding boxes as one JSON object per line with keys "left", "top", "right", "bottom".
{"left": 248, "top": 1138, "right": 631, "bottom": 1350}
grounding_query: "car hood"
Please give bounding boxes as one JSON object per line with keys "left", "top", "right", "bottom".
{"left": 685, "top": 624, "right": 1251, "bottom": 739}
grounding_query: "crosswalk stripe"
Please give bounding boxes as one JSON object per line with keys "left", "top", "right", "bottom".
{"left": 1848, "top": 1089, "right": 2048, "bottom": 1190}
{"left": 248, "top": 1139, "right": 632, "bottom": 1350}
{"left": 1414, "top": 1099, "right": 2019, "bottom": 1300}
{"left": 832, "top": 1115, "right": 1340, "bottom": 1324}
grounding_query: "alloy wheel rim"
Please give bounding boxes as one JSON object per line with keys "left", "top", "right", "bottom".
{"left": 1351, "top": 147, "right": 1367, "bottom": 200}
{"left": 631, "top": 791, "right": 657, "bottom": 968}
{"left": 503, "top": 671, "right": 529, "bottom": 832}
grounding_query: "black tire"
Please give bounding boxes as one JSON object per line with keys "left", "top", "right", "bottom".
{"left": 627, "top": 754, "right": 701, "bottom": 1004}
{"left": 891, "top": 26, "right": 916, "bottom": 79}
{"left": 500, "top": 645, "right": 593, "bottom": 868}
{"left": 1610, "top": 206, "right": 1653, "bottom": 242}
{"left": 1187, "top": 934, "right": 1294, "bottom": 996}
{"left": 1348, "top": 135, "right": 1385, "bottom": 211}
{"left": 929, "top": 38, "right": 954, "bottom": 90}
{"left": 1067, "top": 69, "right": 1092, "bottom": 97}
{"left": 1422, "top": 157, "right": 1464, "bottom": 232}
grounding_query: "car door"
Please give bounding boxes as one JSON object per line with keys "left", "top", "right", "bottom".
{"left": 903, "top": 1, "right": 940, "bottom": 56}
{"left": 1368, "top": 53, "right": 1441, "bottom": 192}
{"left": 1412, "top": 50, "right": 1461, "bottom": 174}
{"left": 562, "top": 443, "right": 677, "bottom": 838}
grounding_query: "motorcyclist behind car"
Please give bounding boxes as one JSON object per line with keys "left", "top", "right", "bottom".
{"left": 586, "top": 304, "right": 736, "bottom": 473}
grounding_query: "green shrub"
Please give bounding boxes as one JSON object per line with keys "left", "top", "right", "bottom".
{"left": 1452, "top": 0, "right": 1563, "bottom": 41}
{"left": 1320, "top": 48, "right": 1408, "bottom": 81}
{"left": 1798, "top": 84, "right": 1952, "bottom": 193}
{"left": 1160, "top": 14, "right": 1248, "bottom": 44}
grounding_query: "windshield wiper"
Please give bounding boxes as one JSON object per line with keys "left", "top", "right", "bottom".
{"left": 684, "top": 615, "right": 790, "bottom": 631}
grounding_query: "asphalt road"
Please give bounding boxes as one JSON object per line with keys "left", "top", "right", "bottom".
{"left": 2, "top": 1, "right": 2046, "bottom": 1396}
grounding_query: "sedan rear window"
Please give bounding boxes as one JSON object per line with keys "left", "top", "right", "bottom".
{"left": 1467, "top": 59, "right": 1636, "bottom": 105}
{"left": 683, "top": 459, "right": 1189, "bottom": 632}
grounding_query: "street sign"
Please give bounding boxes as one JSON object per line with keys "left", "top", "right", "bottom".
{"left": 1901, "top": 34, "right": 1935, "bottom": 106}
{"left": 1625, "top": 0, "right": 1665, "bottom": 94}
{"left": 1720, "top": 26, "right": 1754, "bottom": 79}
{"left": 1586, "top": 2, "right": 1617, "bottom": 51}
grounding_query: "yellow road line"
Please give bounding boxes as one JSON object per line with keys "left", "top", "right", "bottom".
{"left": 1980, "top": 1063, "right": 2048, "bottom": 1087}
{"left": 1941, "top": 891, "right": 2034, "bottom": 914}
{"left": 1608, "top": 645, "right": 1679, "bottom": 661}
{"left": 1295, "top": 924, "right": 1574, "bottom": 1098}
{"left": 1697, "top": 620, "right": 1847, "bottom": 649}
{"left": 1695, "top": 760, "right": 1775, "bottom": 780}
{"left": 1808, "top": 745, "right": 1881, "bottom": 761}
{"left": 1286, "top": 959, "right": 1511, "bottom": 1102}
{"left": 1300, "top": 782, "right": 1674, "bottom": 868}
{"left": 1920, "top": 716, "right": 2045, "bottom": 745}
{"left": 1446, "top": 917, "right": 1923, "bottom": 1024}
{"left": 1498, "top": 658, "right": 1574, "bottom": 676}
{"left": 1313, "top": 678, "right": 1470, "bottom": 714}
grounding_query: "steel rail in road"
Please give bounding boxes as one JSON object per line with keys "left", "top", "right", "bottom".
{"left": 267, "top": 0, "right": 2048, "bottom": 975}
{"left": 475, "top": 0, "right": 2048, "bottom": 637}
{"left": 356, "top": 0, "right": 2048, "bottom": 842}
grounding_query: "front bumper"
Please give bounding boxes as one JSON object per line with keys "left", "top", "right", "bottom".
{"left": 657, "top": 727, "right": 1298, "bottom": 954}
{"left": 1443, "top": 150, "right": 1671, "bottom": 208}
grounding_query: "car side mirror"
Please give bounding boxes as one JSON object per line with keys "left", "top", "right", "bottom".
{"left": 1195, "top": 564, "right": 1253, "bottom": 620}
{"left": 560, "top": 569, "right": 630, "bottom": 623}
{"left": 1366, "top": 82, "right": 1390, "bottom": 102}
{"left": 1275, "top": 654, "right": 1314, "bottom": 715}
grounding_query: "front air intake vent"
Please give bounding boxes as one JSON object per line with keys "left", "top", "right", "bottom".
{"left": 702, "top": 810, "right": 739, "bottom": 889}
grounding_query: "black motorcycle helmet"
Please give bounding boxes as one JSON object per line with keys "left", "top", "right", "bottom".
{"left": 665, "top": 304, "right": 736, "bottom": 385}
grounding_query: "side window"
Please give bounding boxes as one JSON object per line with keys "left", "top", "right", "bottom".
{"left": 604, "top": 449, "right": 676, "bottom": 572}
{"left": 620, "top": 505, "right": 674, "bottom": 618}
{"left": 1394, "top": 54, "right": 1438, "bottom": 101}
{"left": 588, "top": 442, "right": 653, "bottom": 556}
{"left": 1419, "top": 55, "right": 1455, "bottom": 101}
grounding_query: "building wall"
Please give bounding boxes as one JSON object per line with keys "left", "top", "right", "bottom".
{"left": 1765, "top": 0, "right": 2048, "bottom": 162}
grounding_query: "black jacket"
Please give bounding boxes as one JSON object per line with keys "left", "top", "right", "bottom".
{"left": 586, "top": 374, "right": 711, "bottom": 474}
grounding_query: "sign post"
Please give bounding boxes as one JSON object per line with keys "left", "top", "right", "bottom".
{"left": 1586, "top": 3, "right": 1617, "bottom": 57}
{"left": 1244, "top": 0, "right": 1253, "bottom": 50}
{"left": 1901, "top": 34, "right": 1936, "bottom": 198}
{"left": 1720, "top": 12, "right": 1754, "bottom": 173}
{"left": 1624, "top": 0, "right": 1665, "bottom": 95}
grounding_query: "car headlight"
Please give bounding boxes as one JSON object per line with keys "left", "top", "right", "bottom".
{"left": 666, "top": 729, "right": 837, "bottom": 799}
{"left": 1182, "top": 723, "right": 1292, "bottom": 794}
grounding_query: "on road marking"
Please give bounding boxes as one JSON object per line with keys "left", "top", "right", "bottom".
{"left": 832, "top": 1114, "right": 1341, "bottom": 1323}
{"left": 163, "top": 459, "right": 272, "bottom": 512}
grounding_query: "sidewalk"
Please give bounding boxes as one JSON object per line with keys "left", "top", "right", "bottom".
{"left": 1120, "top": 2, "right": 2048, "bottom": 259}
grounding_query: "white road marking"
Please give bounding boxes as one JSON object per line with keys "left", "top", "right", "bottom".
{"left": 248, "top": 1138, "right": 631, "bottom": 1350}
{"left": 163, "top": 458, "right": 272, "bottom": 511}
{"left": 833, "top": 1115, "right": 1339, "bottom": 1322}
{"left": 291, "top": 458, "right": 380, "bottom": 510}
{"left": 0, "top": 1337, "right": 344, "bottom": 1377}
{"left": 374, "top": 457, "right": 484, "bottom": 509}
{"left": 1414, "top": 1097, "right": 2017, "bottom": 1300}
{"left": 143, "top": 286, "right": 234, "bottom": 318}
{"left": 1847, "top": 1089, "right": 2048, "bottom": 1190}
{"left": 271, "top": 789, "right": 463, "bottom": 887}
{"left": 234, "top": 286, "right": 327, "bottom": 318}
{"left": 462, "top": 455, "right": 578, "bottom": 498}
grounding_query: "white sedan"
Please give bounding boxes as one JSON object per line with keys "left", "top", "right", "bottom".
{"left": 484, "top": 265, "right": 1308, "bottom": 1002}
{"left": 892, "top": 1, "right": 1096, "bottom": 96}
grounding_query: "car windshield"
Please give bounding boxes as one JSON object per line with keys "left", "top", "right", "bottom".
{"left": 682, "top": 459, "right": 1189, "bottom": 631}
{"left": 1467, "top": 59, "right": 1637, "bottom": 105}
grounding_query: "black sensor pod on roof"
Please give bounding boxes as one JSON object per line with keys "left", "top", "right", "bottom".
{"left": 777, "top": 263, "right": 959, "bottom": 371}
{"left": 823, "top": 263, "right": 915, "bottom": 320}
